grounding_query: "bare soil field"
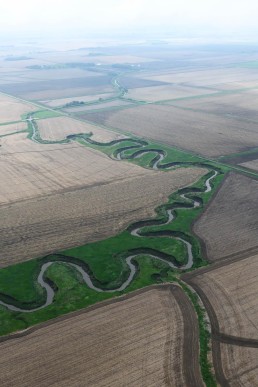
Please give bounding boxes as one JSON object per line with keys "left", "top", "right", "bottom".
{"left": 0, "top": 122, "right": 27, "bottom": 136}
{"left": 23, "top": 86, "right": 114, "bottom": 101}
{"left": 220, "top": 344, "right": 258, "bottom": 386}
{"left": 0, "top": 285, "right": 202, "bottom": 387}
{"left": 120, "top": 76, "right": 167, "bottom": 89}
{"left": 37, "top": 116, "right": 126, "bottom": 142}
{"left": 0, "top": 131, "right": 157, "bottom": 205}
{"left": 84, "top": 104, "right": 258, "bottom": 157}
{"left": 18, "top": 68, "right": 102, "bottom": 81}
{"left": 194, "top": 173, "right": 258, "bottom": 261}
{"left": 138, "top": 68, "right": 258, "bottom": 88}
{"left": 240, "top": 158, "right": 258, "bottom": 171}
{"left": 0, "top": 94, "right": 36, "bottom": 123}
{"left": 188, "top": 253, "right": 258, "bottom": 339}
{"left": 0, "top": 76, "right": 112, "bottom": 100}
{"left": 171, "top": 89, "right": 258, "bottom": 121}
{"left": 209, "top": 80, "right": 258, "bottom": 91}
{"left": 41, "top": 93, "right": 116, "bottom": 107}
{"left": 126, "top": 84, "right": 219, "bottom": 102}
{"left": 0, "top": 166, "right": 205, "bottom": 266}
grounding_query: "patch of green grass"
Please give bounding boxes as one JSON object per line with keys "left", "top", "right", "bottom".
{"left": 32, "top": 110, "right": 61, "bottom": 119}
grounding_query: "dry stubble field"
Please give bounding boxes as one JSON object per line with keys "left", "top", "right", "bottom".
{"left": 0, "top": 131, "right": 150, "bottom": 204}
{"left": 136, "top": 67, "right": 258, "bottom": 88}
{"left": 0, "top": 166, "right": 205, "bottom": 266}
{"left": 194, "top": 173, "right": 258, "bottom": 261}
{"left": 171, "top": 89, "right": 258, "bottom": 121}
{"left": 37, "top": 116, "right": 126, "bottom": 142}
{"left": 0, "top": 121, "right": 27, "bottom": 136}
{"left": 189, "top": 253, "right": 258, "bottom": 339}
{"left": 0, "top": 285, "right": 202, "bottom": 387}
{"left": 185, "top": 253, "right": 258, "bottom": 386}
{"left": 220, "top": 344, "right": 258, "bottom": 386}
{"left": 126, "top": 84, "right": 217, "bottom": 102}
{"left": 84, "top": 104, "right": 258, "bottom": 157}
{"left": 0, "top": 94, "right": 37, "bottom": 123}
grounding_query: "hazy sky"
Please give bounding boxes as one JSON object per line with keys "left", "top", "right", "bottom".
{"left": 1, "top": 0, "right": 258, "bottom": 39}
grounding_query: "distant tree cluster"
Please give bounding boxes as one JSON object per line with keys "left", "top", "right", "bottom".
{"left": 64, "top": 101, "right": 85, "bottom": 108}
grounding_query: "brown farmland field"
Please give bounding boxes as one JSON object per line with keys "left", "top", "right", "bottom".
{"left": 0, "top": 166, "right": 205, "bottom": 266}
{"left": 126, "top": 84, "right": 218, "bottom": 102}
{"left": 84, "top": 104, "right": 258, "bottom": 157}
{"left": 0, "top": 131, "right": 155, "bottom": 204}
{"left": 194, "top": 173, "right": 258, "bottom": 261}
{"left": 171, "top": 89, "right": 258, "bottom": 121}
{"left": 0, "top": 94, "right": 36, "bottom": 123}
{"left": 0, "top": 76, "right": 113, "bottom": 100}
{"left": 37, "top": 116, "right": 126, "bottom": 142}
{"left": 0, "top": 121, "right": 27, "bottom": 136}
{"left": 138, "top": 68, "right": 258, "bottom": 88}
{"left": 240, "top": 158, "right": 258, "bottom": 171}
{"left": 22, "top": 86, "right": 114, "bottom": 101}
{"left": 0, "top": 285, "right": 203, "bottom": 387}
{"left": 188, "top": 253, "right": 258, "bottom": 339}
{"left": 220, "top": 344, "right": 258, "bottom": 386}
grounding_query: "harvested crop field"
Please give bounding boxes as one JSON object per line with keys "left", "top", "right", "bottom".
{"left": 126, "top": 84, "right": 218, "bottom": 102}
{"left": 84, "top": 104, "right": 258, "bottom": 157}
{"left": 22, "top": 85, "right": 114, "bottom": 101}
{"left": 220, "top": 344, "right": 258, "bottom": 386}
{"left": 186, "top": 253, "right": 258, "bottom": 339}
{"left": 0, "top": 121, "right": 27, "bottom": 136}
{"left": 194, "top": 173, "right": 258, "bottom": 261}
{"left": 0, "top": 166, "right": 205, "bottom": 266}
{"left": 0, "top": 76, "right": 112, "bottom": 98}
{"left": 0, "top": 285, "right": 203, "bottom": 387}
{"left": 171, "top": 89, "right": 258, "bottom": 121}
{"left": 37, "top": 116, "right": 126, "bottom": 142}
{"left": 138, "top": 68, "right": 258, "bottom": 88}
{"left": 0, "top": 94, "right": 36, "bottom": 123}
{"left": 240, "top": 158, "right": 258, "bottom": 171}
{"left": 0, "top": 131, "right": 154, "bottom": 204}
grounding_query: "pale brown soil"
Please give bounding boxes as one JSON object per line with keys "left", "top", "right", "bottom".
{"left": 0, "top": 122, "right": 27, "bottom": 135}
{"left": 126, "top": 84, "right": 217, "bottom": 102}
{"left": 84, "top": 104, "right": 258, "bottom": 157}
{"left": 240, "top": 159, "right": 258, "bottom": 171}
{"left": 194, "top": 173, "right": 258, "bottom": 261}
{"left": 1, "top": 131, "right": 150, "bottom": 205}
{"left": 0, "top": 166, "right": 205, "bottom": 267}
{"left": 22, "top": 86, "right": 114, "bottom": 100}
{"left": 0, "top": 94, "right": 36, "bottom": 123}
{"left": 188, "top": 253, "right": 258, "bottom": 339}
{"left": 171, "top": 89, "right": 258, "bottom": 121}
{"left": 37, "top": 116, "right": 126, "bottom": 142}
{"left": 220, "top": 344, "right": 258, "bottom": 386}
{"left": 138, "top": 68, "right": 258, "bottom": 88}
{"left": 0, "top": 285, "right": 203, "bottom": 387}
